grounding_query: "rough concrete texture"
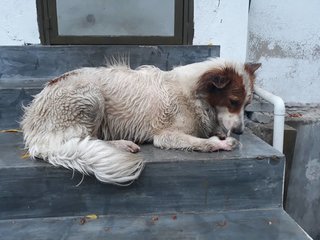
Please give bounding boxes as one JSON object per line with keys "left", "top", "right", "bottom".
{"left": 249, "top": 112, "right": 273, "bottom": 124}
{"left": 245, "top": 122, "right": 273, "bottom": 146}
{"left": 286, "top": 105, "right": 320, "bottom": 124}
{"left": 246, "top": 104, "right": 320, "bottom": 130}
{"left": 285, "top": 122, "right": 320, "bottom": 240}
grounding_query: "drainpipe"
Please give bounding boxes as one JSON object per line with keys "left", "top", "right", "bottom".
{"left": 253, "top": 86, "right": 286, "bottom": 153}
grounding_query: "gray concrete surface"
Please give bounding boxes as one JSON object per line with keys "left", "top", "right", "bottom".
{"left": 0, "top": 131, "right": 284, "bottom": 220}
{"left": 246, "top": 103, "right": 320, "bottom": 240}
{"left": 0, "top": 209, "right": 311, "bottom": 240}
{"left": 285, "top": 122, "right": 320, "bottom": 240}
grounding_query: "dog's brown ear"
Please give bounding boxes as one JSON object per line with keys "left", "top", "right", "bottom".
{"left": 210, "top": 75, "right": 230, "bottom": 89}
{"left": 196, "top": 72, "right": 230, "bottom": 96}
{"left": 245, "top": 63, "right": 261, "bottom": 74}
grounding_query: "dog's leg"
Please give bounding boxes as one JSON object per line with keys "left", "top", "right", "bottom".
{"left": 153, "top": 131, "right": 238, "bottom": 152}
{"left": 108, "top": 140, "right": 140, "bottom": 153}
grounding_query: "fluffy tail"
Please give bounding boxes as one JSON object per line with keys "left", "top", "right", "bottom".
{"left": 29, "top": 137, "right": 144, "bottom": 185}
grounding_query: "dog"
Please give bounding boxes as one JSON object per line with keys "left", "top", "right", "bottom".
{"left": 21, "top": 58, "right": 261, "bottom": 185}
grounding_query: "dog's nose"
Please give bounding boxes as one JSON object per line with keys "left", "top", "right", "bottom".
{"left": 232, "top": 128, "right": 243, "bottom": 135}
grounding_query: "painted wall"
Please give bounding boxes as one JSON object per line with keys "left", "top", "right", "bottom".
{"left": 193, "top": 0, "right": 249, "bottom": 61}
{"left": 0, "top": 0, "right": 40, "bottom": 45}
{"left": 247, "top": 0, "right": 320, "bottom": 104}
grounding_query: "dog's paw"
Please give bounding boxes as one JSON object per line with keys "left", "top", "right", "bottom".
{"left": 109, "top": 140, "right": 141, "bottom": 153}
{"left": 219, "top": 137, "right": 239, "bottom": 151}
{"left": 206, "top": 136, "right": 239, "bottom": 152}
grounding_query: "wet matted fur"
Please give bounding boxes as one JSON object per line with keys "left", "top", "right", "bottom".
{"left": 21, "top": 58, "right": 260, "bottom": 185}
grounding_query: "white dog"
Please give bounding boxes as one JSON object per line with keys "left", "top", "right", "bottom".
{"left": 21, "top": 58, "right": 260, "bottom": 185}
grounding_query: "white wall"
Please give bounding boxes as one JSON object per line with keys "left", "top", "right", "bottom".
{"left": 247, "top": 0, "right": 320, "bottom": 104}
{"left": 194, "top": 0, "right": 249, "bottom": 61}
{"left": 0, "top": 0, "right": 40, "bottom": 45}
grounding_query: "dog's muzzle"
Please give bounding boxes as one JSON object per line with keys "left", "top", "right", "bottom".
{"left": 216, "top": 107, "right": 245, "bottom": 136}
{"left": 231, "top": 126, "right": 244, "bottom": 135}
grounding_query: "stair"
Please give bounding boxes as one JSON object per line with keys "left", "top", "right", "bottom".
{"left": 0, "top": 46, "right": 312, "bottom": 239}
{"left": 0, "top": 131, "right": 311, "bottom": 239}
{"left": 0, "top": 210, "right": 310, "bottom": 240}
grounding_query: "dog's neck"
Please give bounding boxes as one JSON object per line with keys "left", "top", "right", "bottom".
{"left": 172, "top": 60, "right": 215, "bottom": 82}
{"left": 171, "top": 61, "right": 213, "bottom": 98}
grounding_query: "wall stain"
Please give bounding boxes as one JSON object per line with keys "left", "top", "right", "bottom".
{"left": 248, "top": 33, "right": 320, "bottom": 61}
{"left": 306, "top": 158, "right": 320, "bottom": 181}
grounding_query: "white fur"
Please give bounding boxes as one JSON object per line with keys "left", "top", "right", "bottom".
{"left": 216, "top": 106, "right": 245, "bottom": 133}
{"left": 47, "top": 137, "right": 144, "bottom": 185}
{"left": 21, "top": 58, "right": 249, "bottom": 185}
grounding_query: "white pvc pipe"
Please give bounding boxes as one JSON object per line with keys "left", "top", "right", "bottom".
{"left": 254, "top": 86, "right": 285, "bottom": 153}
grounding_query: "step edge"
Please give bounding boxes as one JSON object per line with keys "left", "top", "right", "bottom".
{"left": 0, "top": 207, "right": 284, "bottom": 222}
{"left": 0, "top": 154, "right": 284, "bottom": 170}
{"left": 282, "top": 211, "right": 313, "bottom": 240}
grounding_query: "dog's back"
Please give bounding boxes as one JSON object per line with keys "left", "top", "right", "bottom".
{"left": 96, "top": 65, "right": 180, "bottom": 142}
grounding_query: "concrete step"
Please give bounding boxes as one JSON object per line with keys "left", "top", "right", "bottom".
{"left": 0, "top": 45, "right": 219, "bottom": 89}
{"left": 0, "top": 209, "right": 311, "bottom": 240}
{"left": 0, "top": 131, "right": 284, "bottom": 220}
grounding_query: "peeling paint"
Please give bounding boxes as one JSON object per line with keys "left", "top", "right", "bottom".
{"left": 248, "top": 33, "right": 320, "bottom": 61}
{"left": 306, "top": 158, "right": 320, "bottom": 181}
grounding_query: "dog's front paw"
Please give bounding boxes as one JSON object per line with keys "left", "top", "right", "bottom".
{"left": 219, "top": 137, "right": 239, "bottom": 151}
{"left": 206, "top": 136, "right": 238, "bottom": 152}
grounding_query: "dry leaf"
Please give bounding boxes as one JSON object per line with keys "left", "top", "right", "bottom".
{"left": 0, "top": 129, "right": 22, "bottom": 133}
{"left": 21, "top": 152, "right": 31, "bottom": 159}
{"left": 79, "top": 214, "right": 98, "bottom": 225}
{"left": 85, "top": 214, "right": 98, "bottom": 220}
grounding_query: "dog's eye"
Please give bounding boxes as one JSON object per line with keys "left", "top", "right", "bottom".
{"left": 230, "top": 99, "right": 240, "bottom": 107}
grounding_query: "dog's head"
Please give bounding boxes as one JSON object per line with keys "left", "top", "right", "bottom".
{"left": 196, "top": 60, "right": 261, "bottom": 135}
